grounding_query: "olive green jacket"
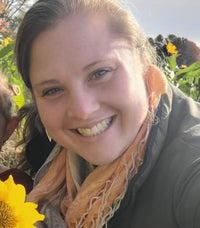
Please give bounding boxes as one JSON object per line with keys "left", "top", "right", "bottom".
{"left": 35, "top": 83, "right": 200, "bottom": 228}
{"left": 109, "top": 83, "right": 200, "bottom": 228}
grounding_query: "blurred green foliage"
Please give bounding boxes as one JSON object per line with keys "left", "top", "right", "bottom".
{"left": 0, "top": 0, "right": 31, "bottom": 110}
{"left": 0, "top": 40, "right": 26, "bottom": 109}
{"left": 149, "top": 35, "right": 200, "bottom": 102}
{"left": 170, "top": 61, "right": 200, "bottom": 101}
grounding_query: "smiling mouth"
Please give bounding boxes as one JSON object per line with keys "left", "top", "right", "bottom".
{"left": 75, "top": 116, "right": 114, "bottom": 137}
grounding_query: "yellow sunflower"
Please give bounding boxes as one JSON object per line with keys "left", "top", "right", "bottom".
{"left": 166, "top": 42, "right": 178, "bottom": 54}
{"left": 0, "top": 175, "right": 45, "bottom": 228}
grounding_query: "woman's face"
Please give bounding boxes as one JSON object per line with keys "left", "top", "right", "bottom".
{"left": 30, "top": 12, "right": 149, "bottom": 165}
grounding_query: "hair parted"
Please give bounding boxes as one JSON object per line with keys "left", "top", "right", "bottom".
{"left": 15, "top": 0, "right": 153, "bottom": 89}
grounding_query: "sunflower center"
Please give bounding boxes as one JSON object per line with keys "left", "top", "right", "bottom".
{"left": 0, "top": 201, "right": 17, "bottom": 228}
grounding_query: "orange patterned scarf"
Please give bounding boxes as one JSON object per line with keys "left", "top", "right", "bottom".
{"left": 28, "top": 65, "right": 166, "bottom": 227}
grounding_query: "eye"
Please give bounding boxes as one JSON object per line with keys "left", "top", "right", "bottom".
{"left": 91, "top": 69, "right": 110, "bottom": 80}
{"left": 42, "top": 87, "right": 63, "bottom": 97}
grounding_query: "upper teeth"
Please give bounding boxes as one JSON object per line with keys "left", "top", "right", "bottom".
{"left": 77, "top": 117, "right": 112, "bottom": 136}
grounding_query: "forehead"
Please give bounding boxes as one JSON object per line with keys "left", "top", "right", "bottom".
{"left": 31, "top": 11, "right": 127, "bottom": 61}
{"left": 30, "top": 11, "right": 132, "bottom": 81}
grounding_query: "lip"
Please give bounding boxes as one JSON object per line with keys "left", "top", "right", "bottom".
{"left": 70, "top": 115, "right": 116, "bottom": 138}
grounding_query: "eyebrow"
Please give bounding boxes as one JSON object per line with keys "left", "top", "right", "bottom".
{"left": 83, "top": 61, "right": 101, "bottom": 71}
{"left": 32, "top": 79, "right": 60, "bottom": 89}
{"left": 83, "top": 57, "right": 116, "bottom": 71}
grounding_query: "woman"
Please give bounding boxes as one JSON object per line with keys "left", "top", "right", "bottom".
{"left": 15, "top": 0, "right": 200, "bottom": 227}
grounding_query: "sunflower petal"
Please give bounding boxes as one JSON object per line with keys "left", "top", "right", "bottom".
{"left": 0, "top": 180, "right": 7, "bottom": 201}
{"left": 16, "top": 202, "right": 45, "bottom": 226}
{"left": 0, "top": 175, "right": 45, "bottom": 227}
{"left": 4, "top": 176, "right": 26, "bottom": 207}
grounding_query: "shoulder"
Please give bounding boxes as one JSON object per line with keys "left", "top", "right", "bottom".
{"left": 158, "top": 84, "right": 200, "bottom": 227}
{"left": 173, "top": 157, "right": 200, "bottom": 228}
{"left": 160, "top": 83, "right": 200, "bottom": 146}
{"left": 163, "top": 83, "right": 200, "bottom": 120}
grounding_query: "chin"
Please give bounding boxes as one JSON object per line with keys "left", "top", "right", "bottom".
{"left": 88, "top": 154, "right": 121, "bottom": 166}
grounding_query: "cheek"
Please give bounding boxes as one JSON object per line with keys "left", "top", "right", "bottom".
{"left": 118, "top": 73, "right": 149, "bottom": 124}
{"left": 35, "top": 100, "right": 62, "bottom": 130}
{"left": 130, "top": 80, "right": 149, "bottom": 117}
{"left": 111, "top": 68, "right": 148, "bottom": 109}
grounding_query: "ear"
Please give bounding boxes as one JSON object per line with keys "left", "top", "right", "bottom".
{"left": 3, "top": 116, "right": 19, "bottom": 141}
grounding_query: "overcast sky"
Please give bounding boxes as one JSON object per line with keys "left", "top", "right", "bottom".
{"left": 126, "top": 0, "right": 199, "bottom": 46}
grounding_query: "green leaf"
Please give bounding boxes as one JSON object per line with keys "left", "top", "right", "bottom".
{"left": 166, "top": 54, "right": 177, "bottom": 71}
{"left": 13, "top": 93, "right": 25, "bottom": 109}
{"left": 175, "top": 61, "right": 200, "bottom": 78}
{"left": 0, "top": 41, "right": 14, "bottom": 58}
{"left": 173, "top": 61, "right": 200, "bottom": 83}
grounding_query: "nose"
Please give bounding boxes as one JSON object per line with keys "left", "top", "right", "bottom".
{"left": 67, "top": 89, "right": 100, "bottom": 120}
